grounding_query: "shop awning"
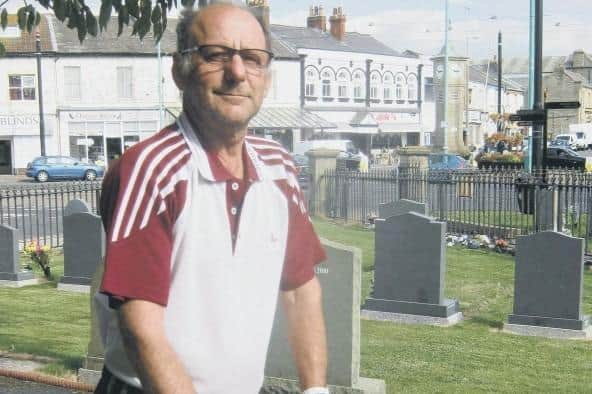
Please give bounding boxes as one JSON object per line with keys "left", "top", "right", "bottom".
{"left": 166, "top": 107, "right": 336, "bottom": 130}
{"left": 249, "top": 107, "right": 336, "bottom": 129}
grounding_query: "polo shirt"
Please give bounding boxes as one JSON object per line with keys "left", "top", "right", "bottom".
{"left": 95, "top": 112, "right": 326, "bottom": 394}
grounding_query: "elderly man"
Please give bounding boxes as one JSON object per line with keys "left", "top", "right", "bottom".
{"left": 94, "top": 3, "right": 328, "bottom": 394}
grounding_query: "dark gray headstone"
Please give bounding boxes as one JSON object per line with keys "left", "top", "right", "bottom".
{"left": 364, "top": 212, "right": 459, "bottom": 318}
{"left": 508, "top": 231, "right": 590, "bottom": 330}
{"left": 535, "top": 188, "right": 558, "bottom": 231}
{"left": 378, "top": 199, "right": 427, "bottom": 219}
{"left": 63, "top": 198, "right": 91, "bottom": 217}
{"left": 59, "top": 212, "right": 105, "bottom": 290}
{"left": 0, "top": 224, "right": 34, "bottom": 282}
{"left": 263, "top": 239, "right": 385, "bottom": 393}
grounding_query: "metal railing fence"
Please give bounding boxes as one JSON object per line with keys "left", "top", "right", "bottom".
{"left": 0, "top": 181, "right": 102, "bottom": 249}
{"left": 309, "top": 167, "right": 592, "bottom": 254}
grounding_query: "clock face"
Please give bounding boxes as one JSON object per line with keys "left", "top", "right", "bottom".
{"left": 436, "top": 64, "right": 444, "bottom": 80}
{"left": 451, "top": 64, "right": 460, "bottom": 74}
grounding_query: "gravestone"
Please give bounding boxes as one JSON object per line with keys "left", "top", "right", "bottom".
{"left": 0, "top": 224, "right": 37, "bottom": 287}
{"left": 505, "top": 231, "right": 591, "bottom": 339}
{"left": 262, "top": 239, "right": 386, "bottom": 394}
{"left": 78, "top": 263, "right": 105, "bottom": 385}
{"left": 363, "top": 212, "right": 462, "bottom": 325}
{"left": 58, "top": 199, "right": 105, "bottom": 293}
{"left": 378, "top": 199, "right": 427, "bottom": 220}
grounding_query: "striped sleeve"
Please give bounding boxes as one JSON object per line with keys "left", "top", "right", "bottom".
{"left": 100, "top": 127, "right": 191, "bottom": 306}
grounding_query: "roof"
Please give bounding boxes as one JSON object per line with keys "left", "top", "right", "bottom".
{"left": 249, "top": 107, "right": 336, "bottom": 129}
{"left": 270, "top": 24, "right": 409, "bottom": 57}
{"left": 0, "top": 14, "right": 53, "bottom": 53}
{"left": 480, "top": 56, "right": 567, "bottom": 74}
{"left": 469, "top": 64, "right": 525, "bottom": 91}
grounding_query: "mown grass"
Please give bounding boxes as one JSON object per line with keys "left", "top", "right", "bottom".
{"left": 314, "top": 218, "right": 592, "bottom": 393}
{"left": 1, "top": 222, "right": 592, "bottom": 392}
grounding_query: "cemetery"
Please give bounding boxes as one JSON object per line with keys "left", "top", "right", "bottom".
{"left": 0, "top": 195, "right": 591, "bottom": 392}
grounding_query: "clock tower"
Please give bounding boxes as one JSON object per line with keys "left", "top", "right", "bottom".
{"left": 430, "top": 45, "right": 469, "bottom": 154}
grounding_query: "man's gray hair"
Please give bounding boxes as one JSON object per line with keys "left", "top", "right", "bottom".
{"left": 176, "top": 4, "right": 272, "bottom": 77}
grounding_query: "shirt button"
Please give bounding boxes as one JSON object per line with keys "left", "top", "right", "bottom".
{"left": 230, "top": 207, "right": 237, "bottom": 215}
{"left": 231, "top": 182, "right": 239, "bottom": 191}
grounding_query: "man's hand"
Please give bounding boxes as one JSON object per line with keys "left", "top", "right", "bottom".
{"left": 281, "top": 276, "right": 327, "bottom": 390}
{"left": 118, "top": 300, "right": 196, "bottom": 394}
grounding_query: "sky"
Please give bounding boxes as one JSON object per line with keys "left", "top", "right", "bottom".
{"left": 3, "top": 0, "right": 592, "bottom": 60}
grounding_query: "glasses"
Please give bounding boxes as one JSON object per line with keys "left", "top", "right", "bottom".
{"left": 181, "top": 45, "right": 274, "bottom": 72}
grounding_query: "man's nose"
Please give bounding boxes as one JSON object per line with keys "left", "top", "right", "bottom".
{"left": 225, "top": 53, "right": 247, "bottom": 82}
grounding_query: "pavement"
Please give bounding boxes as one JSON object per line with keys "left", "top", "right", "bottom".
{"left": 0, "top": 175, "right": 32, "bottom": 184}
{"left": 0, "top": 357, "right": 87, "bottom": 393}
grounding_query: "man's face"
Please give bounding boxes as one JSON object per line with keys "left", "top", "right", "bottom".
{"left": 178, "top": 6, "right": 270, "bottom": 131}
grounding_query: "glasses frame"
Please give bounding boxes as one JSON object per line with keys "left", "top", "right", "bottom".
{"left": 180, "top": 44, "right": 275, "bottom": 71}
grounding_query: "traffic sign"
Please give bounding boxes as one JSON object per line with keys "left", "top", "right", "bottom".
{"left": 544, "top": 101, "right": 580, "bottom": 110}
{"left": 516, "top": 121, "right": 533, "bottom": 127}
{"left": 509, "top": 109, "right": 546, "bottom": 123}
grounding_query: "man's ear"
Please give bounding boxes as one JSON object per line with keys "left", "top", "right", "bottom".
{"left": 172, "top": 53, "right": 187, "bottom": 91}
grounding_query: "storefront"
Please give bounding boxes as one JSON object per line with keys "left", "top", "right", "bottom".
{"left": 60, "top": 109, "right": 173, "bottom": 166}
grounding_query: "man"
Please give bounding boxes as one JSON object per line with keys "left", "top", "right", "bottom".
{"left": 94, "top": 4, "right": 328, "bottom": 394}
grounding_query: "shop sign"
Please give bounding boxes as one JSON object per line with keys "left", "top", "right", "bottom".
{"left": 66, "top": 111, "right": 123, "bottom": 122}
{"left": 77, "top": 138, "right": 95, "bottom": 146}
{"left": 0, "top": 114, "right": 40, "bottom": 131}
{"left": 374, "top": 112, "right": 418, "bottom": 124}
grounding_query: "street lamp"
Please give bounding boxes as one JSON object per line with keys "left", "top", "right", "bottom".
{"left": 443, "top": 0, "right": 449, "bottom": 152}
{"left": 35, "top": 29, "right": 46, "bottom": 156}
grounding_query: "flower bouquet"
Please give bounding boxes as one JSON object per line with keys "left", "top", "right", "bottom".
{"left": 24, "top": 241, "right": 52, "bottom": 279}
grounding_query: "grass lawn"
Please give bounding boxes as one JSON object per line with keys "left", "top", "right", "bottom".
{"left": 313, "top": 218, "right": 592, "bottom": 393}
{"left": 1, "top": 221, "right": 592, "bottom": 392}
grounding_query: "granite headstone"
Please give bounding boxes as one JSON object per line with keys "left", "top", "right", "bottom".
{"left": 507, "top": 231, "right": 590, "bottom": 333}
{"left": 0, "top": 224, "right": 36, "bottom": 286}
{"left": 59, "top": 199, "right": 105, "bottom": 292}
{"left": 363, "top": 212, "right": 460, "bottom": 321}
{"left": 378, "top": 199, "right": 427, "bottom": 220}
{"left": 262, "top": 239, "right": 385, "bottom": 394}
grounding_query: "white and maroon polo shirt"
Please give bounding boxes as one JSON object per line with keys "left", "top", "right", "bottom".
{"left": 95, "top": 113, "right": 326, "bottom": 394}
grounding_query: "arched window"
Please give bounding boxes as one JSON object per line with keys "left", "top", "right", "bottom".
{"left": 353, "top": 70, "right": 365, "bottom": 100}
{"left": 337, "top": 71, "right": 349, "bottom": 99}
{"left": 407, "top": 74, "right": 418, "bottom": 101}
{"left": 383, "top": 73, "right": 394, "bottom": 101}
{"left": 370, "top": 72, "right": 381, "bottom": 101}
{"left": 305, "top": 68, "right": 318, "bottom": 97}
{"left": 395, "top": 74, "right": 406, "bottom": 100}
{"left": 321, "top": 70, "right": 334, "bottom": 98}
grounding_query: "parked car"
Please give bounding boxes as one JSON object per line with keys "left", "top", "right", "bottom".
{"left": 26, "top": 156, "right": 105, "bottom": 182}
{"left": 552, "top": 134, "right": 579, "bottom": 150}
{"left": 428, "top": 153, "right": 468, "bottom": 170}
{"left": 545, "top": 146, "right": 586, "bottom": 171}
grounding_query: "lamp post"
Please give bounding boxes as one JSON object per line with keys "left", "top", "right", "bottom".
{"left": 35, "top": 30, "right": 46, "bottom": 156}
{"left": 531, "top": 0, "right": 544, "bottom": 173}
{"left": 443, "top": 0, "right": 449, "bottom": 152}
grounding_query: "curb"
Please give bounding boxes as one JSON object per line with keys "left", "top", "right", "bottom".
{"left": 0, "top": 367, "right": 94, "bottom": 392}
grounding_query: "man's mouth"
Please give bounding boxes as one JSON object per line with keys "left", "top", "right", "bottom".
{"left": 214, "top": 91, "right": 249, "bottom": 98}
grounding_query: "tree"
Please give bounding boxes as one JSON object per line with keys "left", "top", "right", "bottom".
{"left": 0, "top": 0, "right": 198, "bottom": 55}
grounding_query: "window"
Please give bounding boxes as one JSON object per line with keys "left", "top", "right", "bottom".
{"left": 395, "top": 74, "right": 406, "bottom": 100}
{"left": 8, "top": 75, "right": 36, "bottom": 100}
{"left": 117, "top": 67, "right": 133, "bottom": 98}
{"left": 321, "top": 70, "right": 333, "bottom": 98}
{"left": 383, "top": 73, "right": 394, "bottom": 101}
{"left": 337, "top": 71, "right": 349, "bottom": 98}
{"left": 424, "top": 77, "right": 434, "bottom": 102}
{"left": 64, "top": 66, "right": 81, "bottom": 99}
{"left": 353, "top": 71, "right": 364, "bottom": 99}
{"left": 305, "top": 68, "right": 317, "bottom": 97}
{"left": 407, "top": 74, "right": 418, "bottom": 101}
{"left": 370, "top": 72, "right": 381, "bottom": 101}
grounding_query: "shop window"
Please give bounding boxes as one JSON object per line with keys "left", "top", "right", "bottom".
{"left": 8, "top": 75, "right": 35, "bottom": 101}
{"left": 64, "top": 66, "right": 81, "bottom": 99}
{"left": 117, "top": 67, "right": 133, "bottom": 99}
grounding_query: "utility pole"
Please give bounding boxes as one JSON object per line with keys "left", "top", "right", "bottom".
{"left": 443, "top": 0, "right": 449, "bottom": 152}
{"left": 497, "top": 31, "right": 503, "bottom": 132}
{"left": 531, "top": 0, "right": 544, "bottom": 173}
{"left": 35, "top": 30, "right": 46, "bottom": 156}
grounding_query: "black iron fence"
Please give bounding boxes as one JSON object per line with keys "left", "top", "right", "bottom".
{"left": 0, "top": 181, "right": 102, "bottom": 249}
{"left": 309, "top": 167, "right": 592, "bottom": 253}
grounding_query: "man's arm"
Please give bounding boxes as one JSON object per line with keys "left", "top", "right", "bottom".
{"left": 281, "top": 276, "right": 327, "bottom": 390}
{"left": 118, "top": 299, "right": 195, "bottom": 394}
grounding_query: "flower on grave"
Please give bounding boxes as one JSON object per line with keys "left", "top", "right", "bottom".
{"left": 24, "top": 240, "right": 52, "bottom": 279}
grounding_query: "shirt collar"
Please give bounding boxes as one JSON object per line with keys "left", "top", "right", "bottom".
{"left": 177, "top": 112, "right": 261, "bottom": 183}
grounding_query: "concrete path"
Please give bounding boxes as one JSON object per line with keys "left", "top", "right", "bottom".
{"left": 0, "top": 376, "right": 84, "bottom": 393}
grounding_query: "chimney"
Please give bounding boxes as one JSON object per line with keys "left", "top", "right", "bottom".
{"left": 329, "top": 6, "right": 346, "bottom": 41}
{"left": 307, "top": 5, "right": 327, "bottom": 32}
{"left": 248, "top": 0, "right": 270, "bottom": 34}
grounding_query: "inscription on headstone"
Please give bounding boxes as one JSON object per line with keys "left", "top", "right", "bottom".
{"left": 364, "top": 212, "right": 460, "bottom": 320}
{"left": 378, "top": 199, "right": 427, "bottom": 220}
{"left": 0, "top": 224, "right": 35, "bottom": 286}
{"left": 262, "top": 239, "right": 385, "bottom": 394}
{"left": 59, "top": 199, "right": 105, "bottom": 292}
{"left": 508, "top": 231, "right": 590, "bottom": 332}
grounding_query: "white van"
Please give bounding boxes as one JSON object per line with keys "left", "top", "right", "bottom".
{"left": 569, "top": 124, "right": 592, "bottom": 150}
{"left": 552, "top": 134, "right": 578, "bottom": 150}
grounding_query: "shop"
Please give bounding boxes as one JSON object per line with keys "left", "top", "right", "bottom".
{"left": 60, "top": 109, "right": 173, "bottom": 166}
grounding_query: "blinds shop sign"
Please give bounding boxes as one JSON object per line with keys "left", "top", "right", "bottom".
{"left": 0, "top": 114, "right": 41, "bottom": 135}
